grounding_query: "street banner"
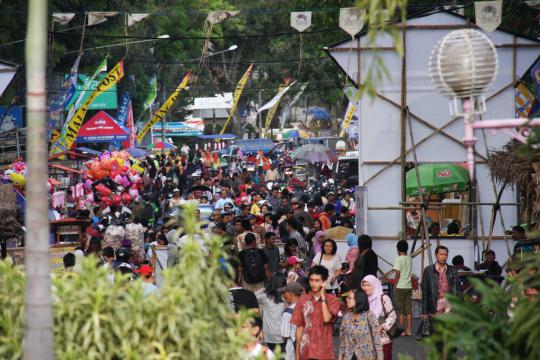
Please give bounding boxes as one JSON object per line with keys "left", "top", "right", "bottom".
{"left": 127, "top": 13, "right": 149, "bottom": 26}
{"left": 280, "top": 82, "right": 308, "bottom": 130}
{"left": 220, "top": 64, "right": 253, "bottom": 134}
{"left": 52, "top": 13, "right": 76, "bottom": 25}
{"left": 339, "top": 7, "right": 366, "bottom": 38}
{"left": 531, "top": 58, "right": 540, "bottom": 97}
{"left": 87, "top": 11, "right": 119, "bottom": 26}
{"left": 50, "top": 60, "right": 125, "bottom": 156}
{"left": 116, "top": 92, "right": 131, "bottom": 126}
{"left": 474, "top": 1, "right": 502, "bottom": 34}
{"left": 340, "top": 103, "right": 356, "bottom": 137}
{"left": 263, "top": 84, "right": 289, "bottom": 136}
{"left": 142, "top": 76, "right": 158, "bottom": 112}
{"left": 124, "top": 98, "right": 135, "bottom": 148}
{"left": 291, "top": 12, "right": 312, "bottom": 32}
{"left": 47, "top": 54, "right": 81, "bottom": 138}
{"left": 137, "top": 73, "right": 190, "bottom": 143}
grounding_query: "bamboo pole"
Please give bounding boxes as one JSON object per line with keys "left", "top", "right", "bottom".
{"left": 24, "top": 0, "right": 55, "bottom": 359}
{"left": 400, "top": 25, "right": 407, "bottom": 239}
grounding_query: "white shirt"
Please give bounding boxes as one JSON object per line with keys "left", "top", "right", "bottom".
{"left": 245, "top": 343, "right": 275, "bottom": 360}
{"left": 281, "top": 303, "right": 297, "bottom": 360}
{"left": 312, "top": 253, "right": 342, "bottom": 289}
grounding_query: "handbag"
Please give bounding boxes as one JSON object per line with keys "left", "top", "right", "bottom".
{"left": 415, "top": 317, "right": 433, "bottom": 341}
{"left": 381, "top": 295, "right": 404, "bottom": 339}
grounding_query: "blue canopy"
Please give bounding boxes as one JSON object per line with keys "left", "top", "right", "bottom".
{"left": 234, "top": 139, "right": 275, "bottom": 153}
{"left": 307, "top": 107, "right": 331, "bottom": 121}
{"left": 197, "top": 134, "right": 236, "bottom": 140}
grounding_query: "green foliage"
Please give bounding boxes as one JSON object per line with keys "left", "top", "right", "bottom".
{"left": 0, "top": 207, "right": 248, "bottom": 359}
{"left": 424, "top": 255, "right": 540, "bottom": 360}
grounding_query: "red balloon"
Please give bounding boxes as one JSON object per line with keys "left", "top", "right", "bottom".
{"left": 102, "top": 197, "right": 113, "bottom": 206}
{"left": 121, "top": 192, "right": 132, "bottom": 204}
{"left": 111, "top": 194, "right": 122, "bottom": 206}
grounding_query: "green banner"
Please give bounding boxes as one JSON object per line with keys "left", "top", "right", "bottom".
{"left": 65, "top": 73, "right": 118, "bottom": 110}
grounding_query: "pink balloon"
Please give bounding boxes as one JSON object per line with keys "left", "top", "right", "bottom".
{"left": 111, "top": 194, "right": 122, "bottom": 206}
{"left": 113, "top": 174, "right": 123, "bottom": 184}
{"left": 84, "top": 179, "right": 93, "bottom": 190}
{"left": 128, "top": 173, "right": 141, "bottom": 184}
{"left": 121, "top": 176, "right": 131, "bottom": 188}
{"left": 87, "top": 192, "right": 95, "bottom": 203}
{"left": 128, "top": 188, "right": 139, "bottom": 199}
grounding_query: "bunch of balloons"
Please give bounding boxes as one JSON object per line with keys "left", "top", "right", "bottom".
{"left": 3, "top": 159, "right": 27, "bottom": 190}
{"left": 83, "top": 150, "right": 144, "bottom": 206}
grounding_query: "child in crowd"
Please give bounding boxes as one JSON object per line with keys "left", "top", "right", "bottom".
{"left": 393, "top": 240, "right": 413, "bottom": 336}
{"left": 243, "top": 316, "right": 275, "bottom": 360}
{"left": 287, "top": 256, "right": 304, "bottom": 284}
{"left": 280, "top": 283, "right": 303, "bottom": 360}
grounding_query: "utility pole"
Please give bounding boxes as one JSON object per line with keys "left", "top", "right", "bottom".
{"left": 24, "top": 0, "right": 55, "bottom": 359}
{"left": 257, "top": 90, "right": 262, "bottom": 138}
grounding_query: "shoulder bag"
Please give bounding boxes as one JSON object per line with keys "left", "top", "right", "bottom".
{"left": 381, "top": 295, "right": 404, "bottom": 339}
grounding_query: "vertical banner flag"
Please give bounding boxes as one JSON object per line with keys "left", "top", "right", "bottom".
{"left": 474, "top": 1, "right": 502, "bottom": 34}
{"left": 290, "top": 12, "right": 312, "bottom": 32}
{"left": 220, "top": 64, "right": 254, "bottom": 134}
{"left": 340, "top": 86, "right": 360, "bottom": 137}
{"left": 280, "top": 82, "right": 308, "bottom": 130}
{"left": 47, "top": 54, "right": 82, "bottom": 138}
{"left": 262, "top": 83, "right": 296, "bottom": 137}
{"left": 531, "top": 58, "right": 540, "bottom": 97}
{"left": 137, "top": 73, "right": 191, "bottom": 143}
{"left": 50, "top": 60, "right": 125, "bottom": 156}
{"left": 339, "top": 8, "right": 366, "bottom": 38}
{"left": 116, "top": 92, "right": 131, "bottom": 127}
{"left": 515, "top": 56, "right": 540, "bottom": 119}
{"left": 138, "top": 76, "right": 157, "bottom": 123}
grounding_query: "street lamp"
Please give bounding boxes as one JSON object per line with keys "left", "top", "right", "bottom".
{"left": 428, "top": 29, "right": 540, "bottom": 180}
{"left": 65, "top": 34, "right": 170, "bottom": 54}
{"left": 190, "top": 44, "right": 238, "bottom": 62}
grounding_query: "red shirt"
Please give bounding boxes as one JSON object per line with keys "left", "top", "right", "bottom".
{"left": 319, "top": 212, "right": 331, "bottom": 230}
{"left": 291, "top": 292, "right": 340, "bottom": 359}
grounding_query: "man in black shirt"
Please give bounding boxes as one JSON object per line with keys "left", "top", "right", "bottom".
{"left": 238, "top": 233, "right": 271, "bottom": 292}
{"left": 262, "top": 232, "right": 280, "bottom": 275}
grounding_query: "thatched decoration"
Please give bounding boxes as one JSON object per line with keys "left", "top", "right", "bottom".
{"left": 488, "top": 141, "right": 537, "bottom": 226}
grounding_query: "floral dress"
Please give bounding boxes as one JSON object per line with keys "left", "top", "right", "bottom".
{"left": 339, "top": 311, "right": 384, "bottom": 360}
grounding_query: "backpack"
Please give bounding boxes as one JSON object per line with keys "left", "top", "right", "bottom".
{"left": 243, "top": 248, "right": 265, "bottom": 284}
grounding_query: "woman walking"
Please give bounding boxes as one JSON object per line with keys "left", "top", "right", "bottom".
{"left": 255, "top": 273, "right": 287, "bottom": 353}
{"left": 311, "top": 239, "right": 342, "bottom": 293}
{"left": 361, "top": 275, "right": 397, "bottom": 360}
{"left": 338, "top": 289, "right": 384, "bottom": 360}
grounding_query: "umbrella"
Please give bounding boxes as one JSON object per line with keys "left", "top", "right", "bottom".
{"left": 283, "top": 129, "right": 309, "bottom": 139}
{"left": 406, "top": 163, "right": 470, "bottom": 196}
{"left": 291, "top": 143, "right": 338, "bottom": 163}
{"left": 147, "top": 141, "right": 177, "bottom": 151}
{"left": 307, "top": 107, "right": 331, "bottom": 121}
{"left": 126, "top": 147, "right": 147, "bottom": 158}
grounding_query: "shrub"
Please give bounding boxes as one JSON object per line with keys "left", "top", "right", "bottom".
{"left": 424, "top": 255, "right": 540, "bottom": 360}
{"left": 0, "top": 206, "right": 248, "bottom": 359}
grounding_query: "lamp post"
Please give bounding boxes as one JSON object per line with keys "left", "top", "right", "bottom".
{"left": 429, "top": 29, "right": 540, "bottom": 180}
{"left": 65, "top": 34, "right": 170, "bottom": 54}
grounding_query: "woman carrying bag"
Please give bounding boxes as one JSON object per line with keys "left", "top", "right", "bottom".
{"left": 338, "top": 289, "right": 384, "bottom": 360}
{"left": 361, "top": 275, "right": 398, "bottom": 360}
{"left": 311, "top": 238, "right": 342, "bottom": 293}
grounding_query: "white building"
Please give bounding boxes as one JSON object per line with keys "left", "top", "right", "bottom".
{"left": 327, "top": 10, "right": 540, "bottom": 275}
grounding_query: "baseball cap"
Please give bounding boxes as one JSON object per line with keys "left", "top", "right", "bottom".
{"left": 134, "top": 264, "right": 153, "bottom": 276}
{"left": 328, "top": 191, "right": 335, "bottom": 196}
{"left": 279, "top": 282, "right": 304, "bottom": 295}
{"left": 288, "top": 256, "right": 304, "bottom": 266}
{"left": 291, "top": 197, "right": 299, "bottom": 204}
{"left": 173, "top": 188, "right": 180, "bottom": 192}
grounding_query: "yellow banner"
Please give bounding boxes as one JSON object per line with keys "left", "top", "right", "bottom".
{"left": 137, "top": 74, "right": 190, "bottom": 143}
{"left": 340, "top": 104, "right": 356, "bottom": 137}
{"left": 50, "top": 60, "right": 125, "bottom": 156}
{"left": 220, "top": 64, "right": 253, "bottom": 134}
{"left": 264, "top": 85, "right": 287, "bottom": 136}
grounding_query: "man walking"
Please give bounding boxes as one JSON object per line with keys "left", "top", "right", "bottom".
{"left": 238, "top": 233, "right": 271, "bottom": 292}
{"left": 421, "top": 245, "right": 462, "bottom": 318}
{"left": 291, "top": 265, "right": 340, "bottom": 360}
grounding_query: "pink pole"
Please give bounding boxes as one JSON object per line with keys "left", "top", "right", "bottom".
{"left": 462, "top": 99, "right": 476, "bottom": 180}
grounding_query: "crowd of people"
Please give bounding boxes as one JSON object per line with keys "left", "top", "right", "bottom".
{"left": 42, "top": 147, "right": 533, "bottom": 360}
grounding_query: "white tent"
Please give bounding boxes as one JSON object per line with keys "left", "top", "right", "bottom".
{"left": 327, "top": 10, "right": 540, "bottom": 275}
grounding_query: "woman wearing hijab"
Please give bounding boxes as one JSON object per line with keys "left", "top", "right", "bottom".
{"left": 345, "top": 233, "right": 360, "bottom": 271}
{"left": 361, "top": 275, "right": 397, "bottom": 360}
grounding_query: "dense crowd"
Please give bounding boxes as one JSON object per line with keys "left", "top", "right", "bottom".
{"left": 46, "top": 148, "right": 532, "bottom": 360}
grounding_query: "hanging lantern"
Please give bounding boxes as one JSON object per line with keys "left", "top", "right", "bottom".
{"left": 428, "top": 29, "right": 498, "bottom": 116}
